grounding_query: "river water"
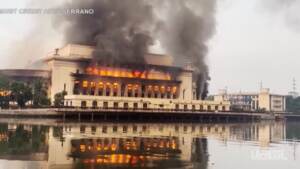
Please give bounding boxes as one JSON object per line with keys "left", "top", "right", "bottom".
{"left": 0, "top": 119, "right": 299, "bottom": 169}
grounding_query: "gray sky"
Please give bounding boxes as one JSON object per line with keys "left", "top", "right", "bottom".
{"left": 0, "top": 0, "right": 299, "bottom": 95}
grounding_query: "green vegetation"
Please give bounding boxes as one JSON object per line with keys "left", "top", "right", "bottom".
{"left": 0, "top": 76, "right": 10, "bottom": 109}
{"left": 32, "top": 79, "right": 51, "bottom": 107}
{"left": 0, "top": 75, "right": 52, "bottom": 109}
{"left": 54, "top": 91, "right": 67, "bottom": 107}
{"left": 10, "top": 82, "right": 33, "bottom": 108}
{"left": 0, "top": 124, "right": 49, "bottom": 156}
{"left": 286, "top": 96, "right": 300, "bottom": 114}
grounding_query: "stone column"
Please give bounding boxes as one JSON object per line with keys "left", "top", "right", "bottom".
{"left": 95, "top": 81, "right": 99, "bottom": 96}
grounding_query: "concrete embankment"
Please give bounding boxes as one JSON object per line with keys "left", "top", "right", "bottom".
{"left": 0, "top": 108, "right": 281, "bottom": 122}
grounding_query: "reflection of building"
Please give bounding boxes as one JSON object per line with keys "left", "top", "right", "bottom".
{"left": 214, "top": 88, "right": 286, "bottom": 112}
{"left": 0, "top": 121, "right": 286, "bottom": 169}
{"left": 0, "top": 124, "right": 49, "bottom": 161}
{"left": 46, "top": 121, "right": 285, "bottom": 168}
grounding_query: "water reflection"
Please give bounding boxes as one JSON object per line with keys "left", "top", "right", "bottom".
{"left": 0, "top": 120, "right": 298, "bottom": 169}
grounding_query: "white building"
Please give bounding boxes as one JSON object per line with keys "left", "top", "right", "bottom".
{"left": 214, "top": 88, "right": 286, "bottom": 112}
{"left": 44, "top": 44, "right": 230, "bottom": 111}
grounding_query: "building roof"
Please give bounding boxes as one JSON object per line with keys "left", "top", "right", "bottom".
{"left": 0, "top": 69, "right": 51, "bottom": 79}
{"left": 44, "top": 44, "right": 192, "bottom": 72}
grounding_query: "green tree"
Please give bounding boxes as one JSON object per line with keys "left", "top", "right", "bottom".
{"left": 32, "top": 79, "right": 50, "bottom": 107}
{"left": 54, "top": 91, "right": 67, "bottom": 107}
{"left": 10, "top": 82, "right": 33, "bottom": 108}
{"left": 0, "top": 76, "right": 10, "bottom": 109}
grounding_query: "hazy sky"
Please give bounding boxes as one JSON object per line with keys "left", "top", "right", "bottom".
{"left": 0, "top": 0, "right": 299, "bottom": 95}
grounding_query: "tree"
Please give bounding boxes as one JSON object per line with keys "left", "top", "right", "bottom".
{"left": 0, "top": 76, "right": 10, "bottom": 109}
{"left": 32, "top": 79, "right": 50, "bottom": 107}
{"left": 10, "top": 82, "right": 33, "bottom": 108}
{"left": 54, "top": 91, "right": 67, "bottom": 107}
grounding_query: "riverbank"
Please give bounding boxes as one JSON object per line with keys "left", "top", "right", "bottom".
{"left": 0, "top": 108, "right": 283, "bottom": 122}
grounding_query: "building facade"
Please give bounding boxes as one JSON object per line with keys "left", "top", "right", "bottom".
{"left": 44, "top": 44, "right": 230, "bottom": 111}
{"left": 214, "top": 88, "right": 286, "bottom": 112}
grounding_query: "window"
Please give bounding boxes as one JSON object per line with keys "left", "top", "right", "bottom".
{"left": 184, "top": 105, "right": 188, "bottom": 110}
{"left": 143, "top": 103, "right": 148, "bottom": 109}
{"left": 192, "top": 105, "right": 195, "bottom": 110}
{"left": 175, "top": 125, "right": 179, "bottom": 132}
{"left": 92, "top": 101, "right": 97, "bottom": 108}
{"left": 183, "top": 126, "right": 188, "bottom": 133}
{"left": 106, "top": 88, "right": 110, "bottom": 96}
{"left": 113, "top": 102, "right": 118, "bottom": 109}
{"left": 215, "top": 127, "right": 218, "bottom": 132}
{"left": 199, "top": 126, "right": 203, "bottom": 132}
{"left": 98, "top": 88, "right": 104, "bottom": 96}
{"left": 102, "top": 126, "right": 107, "bottom": 133}
{"left": 142, "top": 126, "right": 147, "bottom": 132}
{"left": 133, "top": 103, "right": 138, "bottom": 109}
{"left": 81, "top": 101, "right": 87, "bottom": 108}
{"left": 124, "top": 103, "right": 129, "bottom": 109}
{"left": 175, "top": 104, "right": 179, "bottom": 110}
{"left": 159, "top": 126, "right": 163, "bottom": 132}
{"left": 128, "top": 90, "right": 132, "bottom": 97}
{"left": 80, "top": 126, "right": 85, "bottom": 133}
{"left": 167, "top": 93, "right": 171, "bottom": 99}
{"left": 215, "top": 106, "right": 218, "bottom": 111}
{"left": 191, "top": 126, "right": 195, "bottom": 133}
{"left": 74, "top": 81, "right": 80, "bottom": 94}
{"left": 113, "top": 126, "right": 118, "bottom": 133}
{"left": 200, "top": 105, "right": 203, "bottom": 111}
{"left": 123, "top": 126, "right": 128, "bottom": 133}
{"left": 91, "top": 126, "right": 96, "bottom": 134}
{"left": 207, "top": 126, "right": 211, "bottom": 132}
{"left": 222, "top": 106, "right": 226, "bottom": 111}
{"left": 113, "top": 91, "right": 118, "bottom": 96}
{"left": 207, "top": 105, "right": 211, "bottom": 111}
{"left": 133, "top": 125, "right": 138, "bottom": 133}
{"left": 103, "top": 102, "right": 108, "bottom": 109}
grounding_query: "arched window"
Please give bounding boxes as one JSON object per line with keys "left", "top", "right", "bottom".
{"left": 222, "top": 106, "right": 226, "bottom": 111}
{"left": 207, "top": 105, "right": 211, "bottom": 111}
{"left": 92, "top": 100, "right": 97, "bottom": 109}
{"left": 81, "top": 101, "right": 87, "bottom": 108}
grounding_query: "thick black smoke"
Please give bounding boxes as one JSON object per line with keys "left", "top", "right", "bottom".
{"left": 54, "top": 0, "right": 155, "bottom": 64}
{"left": 154, "top": 0, "right": 216, "bottom": 99}
{"left": 54, "top": 0, "right": 216, "bottom": 99}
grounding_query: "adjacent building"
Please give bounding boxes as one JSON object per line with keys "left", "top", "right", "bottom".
{"left": 214, "top": 88, "right": 286, "bottom": 112}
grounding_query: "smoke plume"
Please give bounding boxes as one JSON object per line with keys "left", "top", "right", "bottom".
{"left": 261, "top": 0, "right": 300, "bottom": 31}
{"left": 154, "top": 0, "right": 216, "bottom": 99}
{"left": 54, "top": 0, "right": 217, "bottom": 99}
{"left": 54, "top": 0, "right": 156, "bottom": 64}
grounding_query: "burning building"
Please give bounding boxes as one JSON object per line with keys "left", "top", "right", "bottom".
{"left": 45, "top": 44, "right": 230, "bottom": 111}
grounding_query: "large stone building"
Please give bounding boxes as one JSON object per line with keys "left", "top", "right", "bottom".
{"left": 44, "top": 44, "right": 230, "bottom": 111}
{"left": 214, "top": 88, "right": 286, "bottom": 112}
{"left": 0, "top": 44, "right": 227, "bottom": 111}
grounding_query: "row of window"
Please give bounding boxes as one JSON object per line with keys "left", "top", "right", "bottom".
{"left": 76, "top": 125, "right": 226, "bottom": 134}
{"left": 73, "top": 100, "right": 227, "bottom": 111}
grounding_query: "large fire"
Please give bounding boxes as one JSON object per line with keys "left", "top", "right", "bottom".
{"left": 86, "top": 67, "right": 172, "bottom": 81}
